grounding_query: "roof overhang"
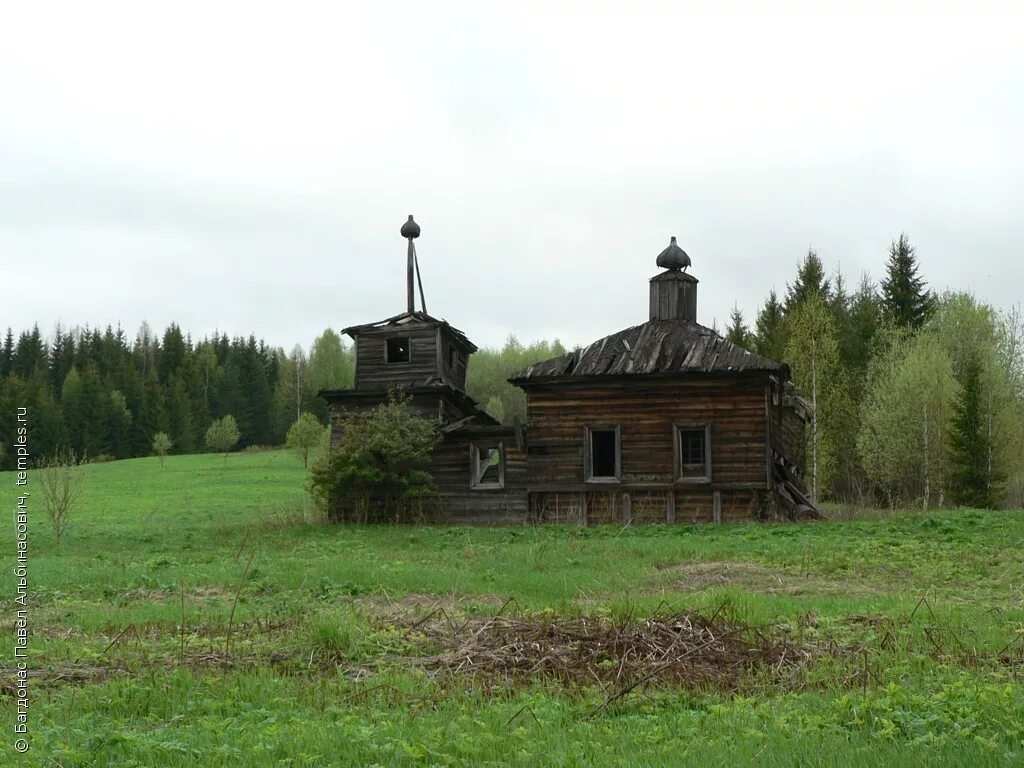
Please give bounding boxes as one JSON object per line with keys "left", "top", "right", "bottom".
{"left": 318, "top": 384, "right": 499, "bottom": 426}
{"left": 509, "top": 367, "right": 783, "bottom": 389}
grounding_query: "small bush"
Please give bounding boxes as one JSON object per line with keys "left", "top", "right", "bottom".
{"left": 37, "top": 448, "right": 87, "bottom": 543}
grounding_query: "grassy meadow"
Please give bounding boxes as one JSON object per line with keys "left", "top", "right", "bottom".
{"left": 2, "top": 449, "right": 1024, "bottom": 766}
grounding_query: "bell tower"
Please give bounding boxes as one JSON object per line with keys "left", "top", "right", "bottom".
{"left": 339, "top": 215, "right": 477, "bottom": 394}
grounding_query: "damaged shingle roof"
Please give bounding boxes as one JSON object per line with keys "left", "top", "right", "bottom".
{"left": 510, "top": 319, "right": 785, "bottom": 384}
{"left": 341, "top": 311, "right": 478, "bottom": 353}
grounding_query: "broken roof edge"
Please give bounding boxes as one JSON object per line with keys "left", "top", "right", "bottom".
{"left": 317, "top": 383, "right": 500, "bottom": 426}
{"left": 507, "top": 367, "right": 784, "bottom": 389}
{"left": 340, "top": 311, "right": 478, "bottom": 353}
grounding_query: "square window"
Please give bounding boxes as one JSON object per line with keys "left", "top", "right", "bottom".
{"left": 585, "top": 426, "right": 620, "bottom": 482}
{"left": 677, "top": 425, "right": 711, "bottom": 482}
{"left": 385, "top": 336, "right": 410, "bottom": 363}
{"left": 471, "top": 442, "right": 504, "bottom": 489}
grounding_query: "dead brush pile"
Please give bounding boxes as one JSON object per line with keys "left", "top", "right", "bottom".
{"left": 401, "top": 606, "right": 819, "bottom": 700}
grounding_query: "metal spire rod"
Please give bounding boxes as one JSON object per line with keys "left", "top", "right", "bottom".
{"left": 413, "top": 242, "right": 428, "bottom": 315}
{"left": 406, "top": 237, "right": 415, "bottom": 313}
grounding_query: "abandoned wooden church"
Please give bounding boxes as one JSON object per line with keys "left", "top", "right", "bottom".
{"left": 320, "top": 216, "right": 815, "bottom": 525}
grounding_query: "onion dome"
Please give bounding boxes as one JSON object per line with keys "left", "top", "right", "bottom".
{"left": 400, "top": 214, "right": 421, "bottom": 239}
{"left": 656, "top": 236, "right": 691, "bottom": 270}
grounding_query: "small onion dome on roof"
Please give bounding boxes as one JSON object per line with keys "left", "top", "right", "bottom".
{"left": 656, "top": 236, "right": 691, "bottom": 270}
{"left": 400, "top": 214, "right": 421, "bottom": 239}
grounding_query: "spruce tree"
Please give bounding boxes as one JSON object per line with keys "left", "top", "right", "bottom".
{"left": 0, "top": 328, "right": 13, "bottom": 378}
{"left": 948, "top": 356, "right": 1002, "bottom": 508}
{"left": 724, "top": 305, "right": 751, "bottom": 348}
{"left": 60, "top": 367, "right": 86, "bottom": 454}
{"left": 784, "top": 249, "right": 831, "bottom": 313}
{"left": 847, "top": 273, "right": 882, "bottom": 375}
{"left": 159, "top": 324, "right": 187, "bottom": 384}
{"left": 12, "top": 325, "right": 47, "bottom": 378}
{"left": 881, "top": 234, "right": 934, "bottom": 329}
{"left": 754, "top": 289, "right": 787, "bottom": 360}
{"left": 167, "top": 376, "right": 195, "bottom": 453}
{"left": 48, "top": 325, "right": 76, "bottom": 394}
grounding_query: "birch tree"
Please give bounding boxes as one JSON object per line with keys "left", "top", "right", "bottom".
{"left": 857, "top": 330, "right": 955, "bottom": 507}
{"left": 784, "top": 293, "right": 846, "bottom": 502}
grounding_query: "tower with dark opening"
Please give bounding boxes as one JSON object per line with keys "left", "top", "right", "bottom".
{"left": 320, "top": 215, "right": 497, "bottom": 426}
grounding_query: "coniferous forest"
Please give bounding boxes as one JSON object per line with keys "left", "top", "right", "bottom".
{"left": 3, "top": 234, "right": 1023, "bottom": 508}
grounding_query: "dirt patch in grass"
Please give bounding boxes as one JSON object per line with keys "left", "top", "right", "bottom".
{"left": 115, "top": 585, "right": 236, "bottom": 604}
{"left": 0, "top": 663, "right": 127, "bottom": 693}
{"left": 359, "top": 592, "right": 508, "bottom": 621}
{"left": 655, "top": 561, "right": 870, "bottom": 597}
{"left": 666, "top": 562, "right": 784, "bottom": 590}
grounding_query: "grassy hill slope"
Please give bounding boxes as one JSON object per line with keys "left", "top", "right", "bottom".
{"left": 1, "top": 451, "right": 1023, "bottom": 766}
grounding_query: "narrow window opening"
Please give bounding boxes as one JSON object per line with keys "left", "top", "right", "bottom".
{"left": 677, "top": 425, "right": 710, "bottom": 481}
{"left": 586, "top": 426, "right": 620, "bottom": 482}
{"left": 385, "top": 336, "right": 410, "bottom": 363}
{"left": 448, "top": 345, "right": 463, "bottom": 369}
{"left": 471, "top": 441, "right": 505, "bottom": 489}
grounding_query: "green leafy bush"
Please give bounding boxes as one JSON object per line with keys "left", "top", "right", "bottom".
{"left": 310, "top": 394, "right": 441, "bottom": 523}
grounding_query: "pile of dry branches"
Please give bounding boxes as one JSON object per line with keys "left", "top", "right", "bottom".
{"left": 402, "top": 606, "right": 816, "bottom": 701}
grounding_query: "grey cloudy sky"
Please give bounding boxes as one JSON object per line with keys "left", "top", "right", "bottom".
{"left": 3, "top": 2, "right": 1022, "bottom": 352}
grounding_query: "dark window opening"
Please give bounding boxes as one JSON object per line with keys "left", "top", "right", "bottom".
{"left": 471, "top": 442, "right": 504, "bottom": 489}
{"left": 587, "top": 427, "right": 620, "bottom": 481}
{"left": 448, "top": 346, "right": 463, "bottom": 369}
{"left": 385, "top": 336, "right": 410, "bottom": 363}
{"left": 678, "top": 425, "right": 710, "bottom": 481}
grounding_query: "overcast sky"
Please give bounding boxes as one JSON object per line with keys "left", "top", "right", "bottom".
{"left": 3, "top": 2, "right": 1022, "bottom": 352}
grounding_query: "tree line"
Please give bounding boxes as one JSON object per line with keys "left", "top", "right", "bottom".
{"left": 725, "top": 235, "right": 1024, "bottom": 509}
{"left": 0, "top": 320, "right": 560, "bottom": 472}
{"left": 3, "top": 233, "right": 1021, "bottom": 509}
{"left": 0, "top": 324, "right": 355, "bottom": 469}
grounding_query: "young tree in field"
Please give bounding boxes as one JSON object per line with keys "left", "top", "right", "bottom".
{"left": 753, "top": 289, "right": 787, "bottom": 361}
{"left": 310, "top": 395, "right": 440, "bottom": 522}
{"left": 881, "top": 233, "right": 934, "bottom": 329}
{"left": 724, "top": 305, "right": 752, "bottom": 347}
{"left": 152, "top": 431, "right": 173, "bottom": 468}
{"left": 38, "top": 448, "right": 86, "bottom": 543}
{"left": 948, "top": 355, "right": 1003, "bottom": 508}
{"left": 286, "top": 412, "right": 323, "bottom": 468}
{"left": 858, "top": 330, "right": 955, "bottom": 507}
{"left": 784, "top": 293, "right": 847, "bottom": 503}
{"left": 205, "top": 415, "right": 240, "bottom": 462}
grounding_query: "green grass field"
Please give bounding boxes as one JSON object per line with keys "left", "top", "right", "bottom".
{"left": 2, "top": 450, "right": 1024, "bottom": 766}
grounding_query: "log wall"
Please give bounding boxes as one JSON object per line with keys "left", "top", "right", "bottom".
{"left": 523, "top": 376, "right": 772, "bottom": 523}
{"left": 354, "top": 323, "right": 472, "bottom": 393}
{"left": 430, "top": 428, "right": 529, "bottom": 524}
